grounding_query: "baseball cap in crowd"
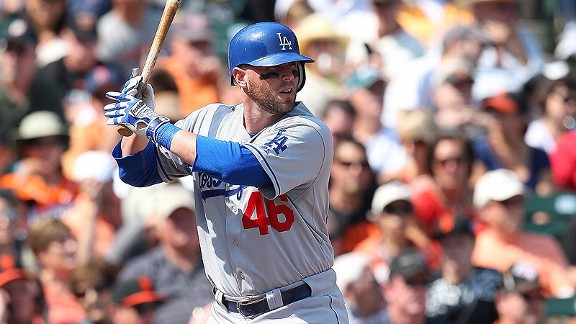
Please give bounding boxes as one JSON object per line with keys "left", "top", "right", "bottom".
{"left": 171, "top": 14, "right": 213, "bottom": 43}
{"left": 388, "top": 248, "right": 431, "bottom": 283}
{"left": 294, "top": 13, "right": 349, "bottom": 54}
{"left": 501, "top": 262, "right": 541, "bottom": 295}
{"left": 333, "top": 252, "right": 372, "bottom": 290}
{"left": 12, "top": 111, "right": 68, "bottom": 142}
{"left": 85, "top": 64, "right": 124, "bottom": 99}
{"left": 345, "top": 64, "right": 385, "bottom": 92}
{"left": 396, "top": 109, "right": 438, "bottom": 145}
{"left": 432, "top": 216, "right": 475, "bottom": 241}
{"left": 441, "top": 24, "right": 489, "bottom": 52}
{"left": 435, "top": 57, "right": 474, "bottom": 87}
{"left": 65, "top": 13, "right": 97, "bottom": 42}
{"left": 0, "top": 254, "right": 27, "bottom": 287}
{"left": 2, "top": 19, "right": 37, "bottom": 48}
{"left": 473, "top": 168, "right": 526, "bottom": 208}
{"left": 112, "top": 276, "right": 165, "bottom": 308}
{"left": 73, "top": 150, "right": 117, "bottom": 183}
{"left": 369, "top": 181, "right": 412, "bottom": 220}
{"left": 144, "top": 183, "right": 195, "bottom": 225}
{"left": 456, "top": 0, "right": 517, "bottom": 7}
{"left": 373, "top": 0, "right": 399, "bottom": 5}
{"left": 481, "top": 91, "right": 526, "bottom": 115}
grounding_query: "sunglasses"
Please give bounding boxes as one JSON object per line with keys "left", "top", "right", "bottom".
{"left": 434, "top": 156, "right": 466, "bottom": 167}
{"left": 133, "top": 302, "right": 157, "bottom": 315}
{"left": 73, "top": 282, "right": 109, "bottom": 298}
{"left": 520, "top": 290, "right": 543, "bottom": 301}
{"left": 383, "top": 204, "right": 413, "bottom": 215}
{"left": 498, "top": 196, "right": 524, "bottom": 208}
{"left": 336, "top": 159, "right": 370, "bottom": 168}
{"left": 25, "top": 137, "right": 63, "bottom": 147}
{"left": 405, "top": 276, "right": 430, "bottom": 287}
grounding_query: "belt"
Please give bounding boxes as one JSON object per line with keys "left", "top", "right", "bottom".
{"left": 221, "top": 283, "right": 312, "bottom": 319}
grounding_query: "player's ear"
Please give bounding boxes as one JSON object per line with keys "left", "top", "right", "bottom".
{"left": 232, "top": 67, "right": 248, "bottom": 87}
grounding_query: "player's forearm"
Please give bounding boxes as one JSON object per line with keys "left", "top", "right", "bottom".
{"left": 167, "top": 130, "right": 198, "bottom": 166}
{"left": 119, "top": 133, "right": 150, "bottom": 156}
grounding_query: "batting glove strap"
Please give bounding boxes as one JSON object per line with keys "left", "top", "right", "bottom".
{"left": 146, "top": 116, "right": 180, "bottom": 150}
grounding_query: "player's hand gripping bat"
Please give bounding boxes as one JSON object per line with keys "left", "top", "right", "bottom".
{"left": 117, "top": 0, "right": 182, "bottom": 137}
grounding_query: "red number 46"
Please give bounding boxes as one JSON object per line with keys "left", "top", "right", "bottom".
{"left": 242, "top": 192, "right": 295, "bottom": 235}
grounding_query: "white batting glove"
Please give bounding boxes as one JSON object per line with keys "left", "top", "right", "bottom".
{"left": 121, "top": 75, "right": 155, "bottom": 110}
{"left": 104, "top": 91, "right": 169, "bottom": 140}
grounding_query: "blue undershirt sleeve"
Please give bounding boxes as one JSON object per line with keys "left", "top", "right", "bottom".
{"left": 193, "top": 135, "right": 272, "bottom": 187}
{"left": 112, "top": 141, "right": 164, "bottom": 187}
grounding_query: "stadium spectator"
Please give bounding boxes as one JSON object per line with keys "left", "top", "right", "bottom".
{"left": 524, "top": 75, "right": 576, "bottom": 154}
{"left": 458, "top": 0, "right": 547, "bottom": 100}
{"left": 0, "top": 111, "right": 78, "bottom": 222}
{"left": 382, "top": 24, "right": 488, "bottom": 131}
{"left": 345, "top": 64, "right": 409, "bottom": 184}
{"left": 117, "top": 182, "right": 213, "bottom": 324}
{"left": 549, "top": 130, "right": 576, "bottom": 191}
{"left": 0, "top": 253, "right": 46, "bottom": 324}
{"left": 0, "top": 190, "right": 27, "bottom": 268}
{"left": 426, "top": 217, "right": 501, "bottom": 323}
{"left": 345, "top": 0, "right": 424, "bottom": 81}
{"left": 382, "top": 247, "right": 432, "bottom": 324}
{"left": 473, "top": 91, "right": 553, "bottom": 194}
{"left": 27, "top": 217, "right": 85, "bottom": 324}
{"left": 356, "top": 180, "right": 439, "bottom": 283}
{"left": 158, "top": 13, "right": 225, "bottom": 115}
{"left": 410, "top": 132, "right": 480, "bottom": 236}
{"left": 396, "top": 0, "right": 474, "bottom": 48}
{"left": 320, "top": 98, "right": 356, "bottom": 149}
{"left": 24, "top": 0, "right": 68, "bottom": 66}
{"left": 0, "top": 18, "right": 37, "bottom": 132}
{"left": 61, "top": 150, "right": 121, "bottom": 262}
{"left": 70, "top": 257, "right": 119, "bottom": 324}
{"left": 393, "top": 109, "right": 438, "bottom": 183}
{"left": 471, "top": 168, "right": 576, "bottom": 298}
{"left": 333, "top": 252, "right": 388, "bottom": 323}
{"left": 294, "top": 13, "right": 350, "bottom": 116}
{"left": 494, "top": 262, "right": 547, "bottom": 324}
{"left": 109, "top": 276, "right": 164, "bottom": 324}
{"left": 95, "top": 0, "right": 160, "bottom": 78}
{"left": 328, "top": 137, "right": 378, "bottom": 254}
{"left": 28, "top": 12, "right": 106, "bottom": 121}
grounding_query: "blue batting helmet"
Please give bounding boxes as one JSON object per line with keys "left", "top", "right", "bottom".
{"left": 228, "top": 22, "right": 314, "bottom": 92}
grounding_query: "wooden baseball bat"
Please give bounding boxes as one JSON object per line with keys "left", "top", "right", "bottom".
{"left": 117, "top": 0, "right": 182, "bottom": 137}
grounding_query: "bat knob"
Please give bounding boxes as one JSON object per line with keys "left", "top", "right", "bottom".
{"left": 117, "top": 125, "right": 134, "bottom": 137}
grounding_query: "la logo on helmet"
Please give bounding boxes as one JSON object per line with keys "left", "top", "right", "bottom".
{"left": 277, "top": 33, "right": 293, "bottom": 51}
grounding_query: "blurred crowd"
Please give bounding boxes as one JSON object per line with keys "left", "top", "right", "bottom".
{"left": 0, "top": 0, "right": 576, "bottom": 323}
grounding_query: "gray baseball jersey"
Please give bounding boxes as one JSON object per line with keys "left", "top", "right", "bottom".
{"left": 153, "top": 102, "right": 342, "bottom": 310}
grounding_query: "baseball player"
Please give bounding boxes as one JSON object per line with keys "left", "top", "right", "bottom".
{"left": 103, "top": 22, "right": 348, "bottom": 323}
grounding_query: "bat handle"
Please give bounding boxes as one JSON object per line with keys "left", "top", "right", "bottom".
{"left": 116, "top": 68, "right": 142, "bottom": 137}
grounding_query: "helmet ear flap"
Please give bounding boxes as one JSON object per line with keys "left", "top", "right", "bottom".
{"left": 297, "top": 62, "right": 306, "bottom": 92}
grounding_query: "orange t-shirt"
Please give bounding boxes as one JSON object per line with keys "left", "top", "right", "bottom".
{"left": 160, "top": 57, "right": 220, "bottom": 115}
{"left": 42, "top": 281, "right": 86, "bottom": 324}
{"left": 472, "top": 229, "right": 575, "bottom": 298}
{"left": 397, "top": 3, "right": 475, "bottom": 47}
{"left": 61, "top": 193, "right": 120, "bottom": 257}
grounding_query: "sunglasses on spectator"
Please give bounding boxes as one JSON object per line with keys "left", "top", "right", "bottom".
{"left": 383, "top": 203, "right": 413, "bottom": 215}
{"left": 434, "top": 156, "right": 466, "bottom": 167}
{"left": 404, "top": 276, "right": 430, "bottom": 287}
{"left": 497, "top": 196, "right": 524, "bottom": 208}
{"left": 25, "top": 137, "right": 63, "bottom": 147}
{"left": 520, "top": 290, "right": 543, "bottom": 301}
{"left": 73, "top": 282, "right": 109, "bottom": 298}
{"left": 133, "top": 303, "right": 157, "bottom": 315}
{"left": 335, "top": 159, "right": 370, "bottom": 168}
{"left": 552, "top": 91, "right": 576, "bottom": 105}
